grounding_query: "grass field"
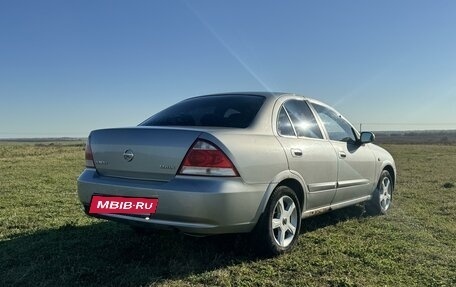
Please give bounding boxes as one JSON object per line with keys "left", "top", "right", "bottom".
{"left": 1, "top": 143, "right": 455, "bottom": 286}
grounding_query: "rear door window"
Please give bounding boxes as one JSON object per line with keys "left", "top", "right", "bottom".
{"left": 281, "top": 100, "right": 323, "bottom": 139}
{"left": 277, "top": 106, "right": 296, "bottom": 136}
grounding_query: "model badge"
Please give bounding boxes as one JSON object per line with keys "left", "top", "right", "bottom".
{"left": 123, "top": 149, "right": 134, "bottom": 162}
{"left": 160, "top": 164, "right": 175, "bottom": 170}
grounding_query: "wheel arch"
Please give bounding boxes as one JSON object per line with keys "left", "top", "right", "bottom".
{"left": 254, "top": 170, "right": 307, "bottom": 224}
{"left": 279, "top": 178, "right": 305, "bottom": 211}
{"left": 377, "top": 162, "right": 397, "bottom": 189}
{"left": 382, "top": 164, "right": 396, "bottom": 190}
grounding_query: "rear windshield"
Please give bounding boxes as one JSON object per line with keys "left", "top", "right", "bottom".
{"left": 141, "top": 95, "right": 265, "bottom": 128}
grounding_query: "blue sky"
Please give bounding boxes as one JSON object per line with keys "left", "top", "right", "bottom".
{"left": 1, "top": 0, "right": 455, "bottom": 138}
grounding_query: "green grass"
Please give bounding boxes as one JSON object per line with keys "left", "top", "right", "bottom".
{"left": 1, "top": 143, "right": 455, "bottom": 286}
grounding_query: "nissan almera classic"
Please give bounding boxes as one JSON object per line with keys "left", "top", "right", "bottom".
{"left": 77, "top": 92, "right": 396, "bottom": 255}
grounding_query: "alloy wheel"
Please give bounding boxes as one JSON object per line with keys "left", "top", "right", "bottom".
{"left": 271, "top": 195, "right": 298, "bottom": 248}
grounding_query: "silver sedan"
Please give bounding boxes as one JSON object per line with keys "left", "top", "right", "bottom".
{"left": 77, "top": 92, "right": 396, "bottom": 255}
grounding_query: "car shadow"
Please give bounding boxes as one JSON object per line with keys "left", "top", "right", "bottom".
{"left": 0, "top": 221, "right": 256, "bottom": 286}
{"left": 301, "top": 204, "right": 369, "bottom": 233}
{"left": 1, "top": 205, "right": 370, "bottom": 286}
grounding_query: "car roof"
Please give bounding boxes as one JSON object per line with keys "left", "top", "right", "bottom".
{"left": 193, "top": 92, "right": 336, "bottom": 116}
{"left": 196, "top": 91, "right": 315, "bottom": 101}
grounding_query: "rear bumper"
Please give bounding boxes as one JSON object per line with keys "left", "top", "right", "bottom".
{"left": 77, "top": 169, "right": 268, "bottom": 235}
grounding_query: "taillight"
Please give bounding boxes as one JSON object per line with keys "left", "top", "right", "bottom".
{"left": 85, "top": 138, "right": 95, "bottom": 168}
{"left": 178, "top": 140, "right": 238, "bottom": 177}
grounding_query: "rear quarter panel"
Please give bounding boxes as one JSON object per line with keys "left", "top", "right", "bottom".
{"left": 199, "top": 131, "right": 288, "bottom": 184}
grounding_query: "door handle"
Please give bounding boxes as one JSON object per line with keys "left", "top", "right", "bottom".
{"left": 339, "top": 151, "right": 347, "bottom": 158}
{"left": 291, "top": 148, "right": 303, "bottom": 157}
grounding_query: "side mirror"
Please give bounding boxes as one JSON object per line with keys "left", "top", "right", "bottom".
{"left": 359, "top": 131, "right": 375, "bottom": 144}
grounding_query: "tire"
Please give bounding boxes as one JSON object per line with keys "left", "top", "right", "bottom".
{"left": 253, "top": 185, "right": 301, "bottom": 256}
{"left": 366, "top": 170, "right": 393, "bottom": 215}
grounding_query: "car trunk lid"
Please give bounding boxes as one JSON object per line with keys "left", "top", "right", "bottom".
{"left": 89, "top": 127, "right": 201, "bottom": 181}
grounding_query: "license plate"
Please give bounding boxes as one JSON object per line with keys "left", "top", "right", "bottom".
{"left": 89, "top": 195, "right": 158, "bottom": 215}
